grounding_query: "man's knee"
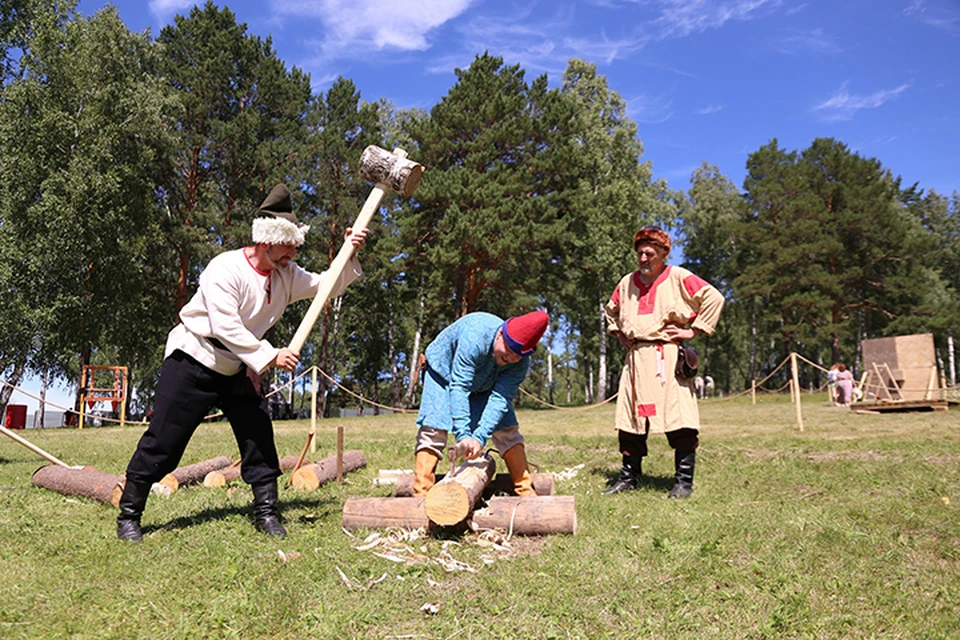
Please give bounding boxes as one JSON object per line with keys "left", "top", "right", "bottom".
{"left": 491, "top": 425, "right": 524, "bottom": 455}
{"left": 415, "top": 425, "right": 449, "bottom": 457}
{"left": 667, "top": 428, "right": 699, "bottom": 452}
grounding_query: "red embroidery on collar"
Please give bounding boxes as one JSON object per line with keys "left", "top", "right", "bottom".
{"left": 632, "top": 266, "right": 672, "bottom": 315}
{"left": 243, "top": 247, "right": 271, "bottom": 277}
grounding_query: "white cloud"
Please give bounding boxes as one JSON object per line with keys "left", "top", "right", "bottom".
{"left": 275, "top": 0, "right": 476, "bottom": 56}
{"left": 696, "top": 104, "right": 724, "bottom": 115}
{"left": 813, "top": 82, "right": 911, "bottom": 122}
{"left": 148, "top": 0, "right": 198, "bottom": 19}
{"left": 772, "top": 27, "right": 843, "bottom": 55}
{"left": 651, "top": 0, "right": 782, "bottom": 39}
{"left": 625, "top": 92, "right": 674, "bottom": 124}
{"left": 903, "top": 1, "right": 960, "bottom": 35}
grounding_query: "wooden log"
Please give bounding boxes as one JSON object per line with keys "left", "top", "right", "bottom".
{"left": 342, "top": 497, "right": 429, "bottom": 531}
{"left": 31, "top": 465, "right": 124, "bottom": 507}
{"left": 424, "top": 454, "right": 496, "bottom": 526}
{"left": 158, "top": 456, "right": 233, "bottom": 492}
{"left": 291, "top": 450, "right": 366, "bottom": 491}
{"left": 341, "top": 495, "right": 577, "bottom": 535}
{"left": 203, "top": 455, "right": 304, "bottom": 488}
{"left": 393, "top": 472, "right": 555, "bottom": 497}
{"left": 470, "top": 496, "right": 577, "bottom": 535}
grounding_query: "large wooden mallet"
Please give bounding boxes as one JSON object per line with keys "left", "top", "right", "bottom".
{"left": 287, "top": 146, "right": 424, "bottom": 478}
{"left": 287, "top": 146, "right": 423, "bottom": 353}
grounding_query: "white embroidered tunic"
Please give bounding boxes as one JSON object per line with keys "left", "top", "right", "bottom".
{"left": 165, "top": 248, "right": 361, "bottom": 375}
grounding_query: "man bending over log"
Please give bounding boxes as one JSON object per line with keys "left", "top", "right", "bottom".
{"left": 116, "top": 185, "right": 368, "bottom": 541}
{"left": 413, "top": 310, "right": 548, "bottom": 498}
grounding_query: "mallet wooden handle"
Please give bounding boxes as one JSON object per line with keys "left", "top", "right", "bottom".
{"left": 287, "top": 151, "right": 408, "bottom": 354}
{"left": 2, "top": 425, "right": 72, "bottom": 467}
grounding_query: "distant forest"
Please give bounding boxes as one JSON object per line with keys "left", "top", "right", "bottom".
{"left": 2, "top": 1, "right": 958, "bottom": 418}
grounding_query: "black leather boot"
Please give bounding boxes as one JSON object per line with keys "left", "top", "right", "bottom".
{"left": 603, "top": 454, "right": 642, "bottom": 494}
{"left": 116, "top": 480, "right": 152, "bottom": 541}
{"left": 251, "top": 481, "right": 287, "bottom": 537}
{"left": 668, "top": 450, "right": 696, "bottom": 499}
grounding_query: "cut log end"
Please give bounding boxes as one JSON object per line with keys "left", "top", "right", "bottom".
{"left": 290, "top": 450, "right": 366, "bottom": 492}
{"left": 424, "top": 483, "right": 471, "bottom": 526}
{"left": 203, "top": 472, "right": 226, "bottom": 488}
{"left": 291, "top": 466, "right": 320, "bottom": 492}
{"left": 158, "top": 474, "right": 179, "bottom": 493}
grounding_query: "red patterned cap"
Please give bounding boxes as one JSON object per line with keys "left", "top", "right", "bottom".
{"left": 502, "top": 310, "right": 549, "bottom": 356}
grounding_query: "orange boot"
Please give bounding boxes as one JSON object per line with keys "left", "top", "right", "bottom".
{"left": 502, "top": 443, "right": 537, "bottom": 497}
{"left": 413, "top": 450, "right": 440, "bottom": 497}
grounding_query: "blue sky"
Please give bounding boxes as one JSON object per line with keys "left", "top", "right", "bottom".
{"left": 11, "top": 0, "right": 959, "bottom": 411}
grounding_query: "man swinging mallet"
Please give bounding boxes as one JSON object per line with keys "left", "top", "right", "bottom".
{"left": 116, "top": 184, "right": 367, "bottom": 541}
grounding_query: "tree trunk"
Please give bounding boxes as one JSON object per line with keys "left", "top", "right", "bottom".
{"left": 291, "top": 449, "right": 367, "bottom": 491}
{"left": 547, "top": 348, "right": 554, "bottom": 405}
{"left": 949, "top": 332, "right": 956, "bottom": 387}
{"left": 471, "top": 496, "right": 577, "bottom": 535}
{"left": 37, "top": 369, "right": 47, "bottom": 429}
{"left": 32, "top": 465, "right": 124, "bottom": 507}
{"left": 342, "top": 497, "right": 429, "bottom": 530}
{"left": 158, "top": 456, "right": 233, "bottom": 492}
{"left": 0, "top": 360, "right": 25, "bottom": 421}
{"left": 749, "top": 297, "right": 757, "bottom": 383}
{"left": 424, "top": 454, "right": 496, "bottom": 526}
{"left": 403, "top": 286, "right": 425, "bottom": 407}
{"left": 598, "top": 297, "right": 607, "bottom": 399}
{"left": 203, "top": 455, "right": 304, "bottom": 488}
{"left": 342, "top": 495, "right": 577, "bottom": 535}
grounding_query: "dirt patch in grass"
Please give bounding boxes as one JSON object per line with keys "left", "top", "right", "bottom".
{"left": 740, "top": 448, "right": 784, "bottom": 459}
{"left": 804, "top": 451, "right": 901, "bottom": 463}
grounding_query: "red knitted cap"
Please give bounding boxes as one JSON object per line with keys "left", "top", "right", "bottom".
{"left": 502, "top": 310, "right": 549, "bottom": 356}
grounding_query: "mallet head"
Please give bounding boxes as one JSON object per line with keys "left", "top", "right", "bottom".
{"left": 358, "top": 145, "right": 424, "bottom": 197}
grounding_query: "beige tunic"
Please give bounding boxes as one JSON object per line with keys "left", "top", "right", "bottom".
{"left": 605, "top": 266, "right": 724, "bottom": 434}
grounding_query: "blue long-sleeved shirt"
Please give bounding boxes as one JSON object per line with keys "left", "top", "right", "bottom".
{"left": 423, "top": 312, "right": 529, "bottom": 444}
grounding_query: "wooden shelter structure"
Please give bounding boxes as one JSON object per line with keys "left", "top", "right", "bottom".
{"left": 859, "top": 333, "right": 947, "bottom": 412}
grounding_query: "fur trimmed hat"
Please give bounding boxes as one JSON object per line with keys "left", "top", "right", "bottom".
{"left": 252, "top": 184, "right": 310, "bottom": 246}
{"left": 632, "top": 226, "right": 671, "bottom": 253}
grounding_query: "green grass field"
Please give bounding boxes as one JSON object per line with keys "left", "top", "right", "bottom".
{"left": 1, "top": 394, "right": 958, "bottom": 639}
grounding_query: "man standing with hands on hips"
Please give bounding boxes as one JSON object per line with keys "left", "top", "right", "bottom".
{"left": 604, "top": 226, "right": 724, "bottom": 498}
{"left": 116, "top": 184, "right": 368, "bottom": 541}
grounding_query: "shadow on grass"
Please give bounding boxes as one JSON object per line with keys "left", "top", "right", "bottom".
{"left": 591, "top": 465, "right": 675, "bottom": 493}
{"left": 143, "top": 495, "right": 338, "bottom": 534}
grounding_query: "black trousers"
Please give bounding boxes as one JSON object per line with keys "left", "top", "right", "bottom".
{"left": 618, "top": 426, "right": 699, "bottom": 458}
{"left": 125, "top": 350, "right": 280, "bottom": 486}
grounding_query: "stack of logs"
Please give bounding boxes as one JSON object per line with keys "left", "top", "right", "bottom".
{"left": 31, "top": 450, "right": 368, "bottom": 506}
{"left": 342, "top": 453, "right": 577, "bottom": 535}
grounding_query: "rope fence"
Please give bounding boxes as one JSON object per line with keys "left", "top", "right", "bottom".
{"left": 2, "top": 349, "right": 954, "bottom": 431}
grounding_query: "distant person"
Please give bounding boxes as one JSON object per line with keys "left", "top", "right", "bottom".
{"left": 827, "top": 363, "right": 840, "bottom": 404}
{"left": 115, "top": 184, "right": 368, "bottom": 542}
{"left": 603, "top": 227, "right": 725, "bottom": 498}
{"left": 834, "top": 363, "right": 855, "bottom": 407}
{"left": 412, "top": 310, "right": 548, "bottom": 498}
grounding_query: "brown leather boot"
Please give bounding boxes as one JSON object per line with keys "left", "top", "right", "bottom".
{"left": 413, "top": 450, "right": 440, "bottom": 497}
{"left": 502, "top": 443, "right": 537, "bottom": 497}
